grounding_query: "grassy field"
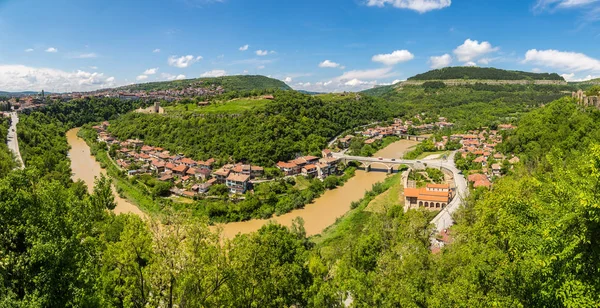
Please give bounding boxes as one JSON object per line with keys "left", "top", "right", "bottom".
{"left": 311, "top": 174, "right": 401, "bottom": 260}
{"left": 365, "top": 174, "right": 403, "bottom": 213}
{"left": 294, "top": 176, "right": 312, "bottom": 190}
{"left": 414, "top": 150, "right": 450, "bottom": 160}
{"left": 165, "top": 98, "right": 271, "bottom": 114}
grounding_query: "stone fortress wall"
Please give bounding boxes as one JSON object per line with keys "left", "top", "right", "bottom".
{"left": 573, "top": 90, "right": 600, "bottom": 107}
{"left": 399, "top": 79, "right": 567, "bottom": 87}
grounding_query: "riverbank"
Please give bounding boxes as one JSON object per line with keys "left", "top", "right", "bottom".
{"left": 219, "top": 139, "right": 419, "bottom": 239}
{"left": 67, "top": 128, "right": 147, "bottom": 218}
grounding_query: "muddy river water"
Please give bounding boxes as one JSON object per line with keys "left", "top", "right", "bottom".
{"left": 66, "top": 128, "right": 418, "bottom": 238}
{"left": 66, "top": 128, "right": 147, "bottom": 218}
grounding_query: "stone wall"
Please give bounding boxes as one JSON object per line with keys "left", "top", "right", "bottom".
{"left": 573, "top": 90, "right": 600, "bottom": 108}
{"left": 399, "top": 79, "right": 567, "bottom": 87}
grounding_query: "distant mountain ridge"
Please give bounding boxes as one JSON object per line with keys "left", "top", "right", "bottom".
{"left": 408, "top": 67, "right": 564, "bottom": 81}
{"left": 115, "top": 75, "right": 291, "bottom": 93}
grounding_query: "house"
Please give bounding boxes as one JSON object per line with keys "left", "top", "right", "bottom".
{"left": 159, "top": 174, "right": 174, "bottom": 182}
{"left": 213, "top": 168, "right": 231, "bottom": 183}
{"left": 302, "top": 164, "right": 318, "bottom": 177}
{"left": 172, "top": 164, "right": 189, "bottom": 176}
{"left": 180, "top": 157, "right": 197, "bottom": 167}
{"left": 492, "top": 164, "right": 502, "bottom": 176}
{"left": 404, "top": 184, "right": 452, "bottom": 210}
{"left": 263, "top": 95, "right": 275, "bottom": 100}
{"left": 276, "top": 161, "right": 300, "bottom": 176}
{"left": 195, "top": 168, "right": 212, "bottom": 181}
{"left": 151, "top": 159, "right": 166, "bottom": 173}
{"left": 322, "top": 149, "right": 332, "bottom": 158}
{"left": 509, "top": 157, "right": 520, "bottom": 164}
{"left": 250, "top": 166, "right": 264, "bottom": 178}
{"left": 226, "top": 174, "right": 251, "bottom": 194}
{"left": 337, "top": 135, "right": 354, "bottom": 148}
{"left": 291, "top": 156, "right": 320, "bottom": 167}
{"left": 473, "top": 156, "right": 487, "bottom": 166}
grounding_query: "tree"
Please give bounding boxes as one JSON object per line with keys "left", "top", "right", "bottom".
{"left": 91, "top": 174, "right": 116, "bottom": 211}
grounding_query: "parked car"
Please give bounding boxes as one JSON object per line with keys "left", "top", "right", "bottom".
{"left": 378, "top": 157, "right": 383, "bottom": 160}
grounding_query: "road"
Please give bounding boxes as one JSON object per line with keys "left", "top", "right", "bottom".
{"left": 6, "top": 112, "right": 24, "bottom": 169}
{"left": 332, "top": 151, "right": 468, "bottom": 232}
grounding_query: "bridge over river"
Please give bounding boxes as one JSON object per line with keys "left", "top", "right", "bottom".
{"left": 332, "top": 152, "right": 469, "bottom": 233}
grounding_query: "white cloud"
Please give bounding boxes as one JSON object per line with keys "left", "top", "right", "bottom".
{"left": 239, "top": 44, "right": 249, "bottom": 51}
{"left": 392, "top": 79, "right": 402, "bottom": 84}
{"left": 531, "top": 68, "right": 542, "bottom": 73}
{"left": 200, "top": 69, "right": 227, "bottom": 77}
{"left": 161, "top": 73, "right": 186, "bottom": 80}
{"left": 478, "top": 58, "right": 491, "bottom": 65}
{"left": 136, "top": 75, "right": 148, "bottom": 81}
{"left": 336, "top": 67, "right": 396, "bottom": 81}
{"left": 372, "top": 50, "right": 414, "bottom": 65}
{"left": 89, "top": 66, "right": 98, "bottom": 70}
{"left": 0, "top": 64, "right": 115, "bottom": 92}
{"left": 523, "top": 49, "right": 600, "bottom": 72}
{"left": 45, "top": 47, "right": 58, "bottom": 53}
{"left": 255, "top": 50, "right": 275, "bottom": 56}
{"left": 453, "top": 39, "right": 499, "bottom": 62}
{"left": 257, "top": 65, "right": 265, "bottom": 70}
{"left": 562, "top": 73, "right": 599, "bottom": 81}
{"left": 143, "top": 68, "right": 158, "bottom": 75}
{"left": 24, "top": 48, "right": 34, "bottom": 52}
{"left": 284, "top": 77, "right": 293, "bottom": 83}
{"left": 319, "top": 60, "right": 344, "bottom": 68}
{"left": 464, "top": 61, "right": 477, "bottom": 67}
{"left": 74, "top": 53, "right": 98, "bottom": 59}
{"left": 535, "top": 0, "right": 599, "bottom": 11}
{"left": 243, "top": 70, "right": 249, "bottom": 74}
{"left": 153, "top": 49, "right": 161, "bottom": 53}
{"left": 344, "top": 78, "right": 377, "bottom": 87}
{"left": 366, "top": 0, "right": 452, "bottom": 13}
{"left": 167, "top": 55, "right": 203, "bottom": 68}
{"left": 429, "top": 54, "right": 452, "bottom": 69}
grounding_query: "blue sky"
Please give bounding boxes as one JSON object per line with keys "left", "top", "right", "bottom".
{"left": 0, "top": 0, "right": 599, "bottom": 92}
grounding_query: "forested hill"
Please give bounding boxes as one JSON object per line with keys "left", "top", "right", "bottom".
{"left": 113, "top": 75, "right": 291, "bottom": 92}
{"left": 408, "top": 67, "right": 564, "bottom": 81}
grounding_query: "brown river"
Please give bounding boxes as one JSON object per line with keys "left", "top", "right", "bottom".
{"left": 66, "top": 128, "right": 418, "bottom": 238}
{"left": 66, "top": 128, "right": 147, "bottom": 218}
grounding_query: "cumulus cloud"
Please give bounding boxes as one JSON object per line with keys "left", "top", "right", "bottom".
{"left": 45, "top": 47, "right": 58, "bottom": 53}
{"left": 24, "top": 48, "right": 34, "bottom": 52}
{"left": 143, "top": 68, "right": 159, "bottom": 75}
{"left": 561, "top": 73, "right": 599, "bottom": 82}
{"left": 464, "top": 61, "right": 477, "bottom": 67}
{"left": 239, "top": 44, "right": 249, "bottom": 51}
{"left": 372, "top": 50, "right": 414, "bottom": 65}
{"left": 161, "top": 73, "right": 186, "bottom": 80}
{"left": 429, "top": 54, "right": 452, "bottom": 69}
{"left": 153, "top": 49, "right": 161, "bottom": 53}
{"left": 256, "top": 50, "right": 275, "bottom": 56}
{"left": 366, "top": 0, "right": 452, "bottom": 13}
{"left": 0, "top": 64, "right": 115, "bottom": 92}
{"left": 167, "top": 55, "right": 203, "bottom": 68}
{"left": 336, "top": 67, "right": 396, "bottom": 81}
{"left": 136, "top": 75, "right": 148, "bottom": 81}
{"left": 319, "top": 60, "right": 344, "bottom": 69}
{"left": 453, "top": 39, "right": 499, "bottom": 62}
{"left": 284, "top": 77, "right": 293, "bottom": 83}
{"left": 200, "top": 69, "right": 227, "bottom": 77}
{"left": 523, "top": 49, "right": 600, "bottom": 72}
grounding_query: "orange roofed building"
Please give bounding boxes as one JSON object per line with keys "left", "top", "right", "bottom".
{"left": 404, "top": 183, "right": 452, "bottom": 210}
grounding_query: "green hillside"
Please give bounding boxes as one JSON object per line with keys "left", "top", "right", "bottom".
{"left": 408, "top": 67, "right": 564, "bottom": 81}
{"left": 115, "top": 75, "right": 291, "bottom": 92}
{"left": 362, "top": 79, "right": 575, "bottom": 129}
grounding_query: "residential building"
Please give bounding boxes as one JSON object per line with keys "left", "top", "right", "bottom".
{"left": 226, "top": 174, "right": 251, "bottom": 194}
{"left": 404, "top": 183, "right": 452, "bottom": 210}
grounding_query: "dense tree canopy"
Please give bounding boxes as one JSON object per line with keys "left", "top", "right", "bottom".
{"left": 108, "top": 91, "right": 395, "bottom": 165}
{"left": 408, "top": 67, "right": 564, "bottom": 81}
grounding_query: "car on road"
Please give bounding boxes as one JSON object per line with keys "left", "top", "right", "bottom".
{"left": 378, "top": 157, "right": 383, "bottom": 160}
{"left": 391, "top": 158, "right": 396, "bottom": 161}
